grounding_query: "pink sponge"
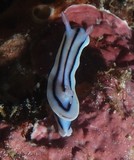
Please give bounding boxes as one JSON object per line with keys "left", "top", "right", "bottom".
{"left": 64, "top": 4, "right": 134, "bottom": 68}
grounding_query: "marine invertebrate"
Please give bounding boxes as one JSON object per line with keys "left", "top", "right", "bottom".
{"left": 64, "top": 4, "right": 134, "bottom": 68}
{"left": 47, "top": 13, "right": 92, "bottom": 137}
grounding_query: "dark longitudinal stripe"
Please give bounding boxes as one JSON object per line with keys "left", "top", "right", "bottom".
{"left": 55, "top": 114, "right": 71, "bottom": 130}
{"left": 52, "top": 29, "right": 81, "bottom": 112}
{"left": 69, "top": 38, "right": 87, "bottom": 89}
{"left": 52, "top": 35, "right": 71, "bottom": 111}
{"left": 54, "top": 35, "right": 67, "bottom": 91}
{"left": 62, "top": 28, "right": 80, "bottom": 90}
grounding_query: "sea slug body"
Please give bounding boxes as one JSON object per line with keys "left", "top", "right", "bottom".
{"left": 47, "top": 12, "right": 91, "bottom": 137}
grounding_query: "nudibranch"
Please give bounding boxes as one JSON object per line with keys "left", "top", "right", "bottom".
{"left": 47, "top": 12, "right": 92, "bottom": 137}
